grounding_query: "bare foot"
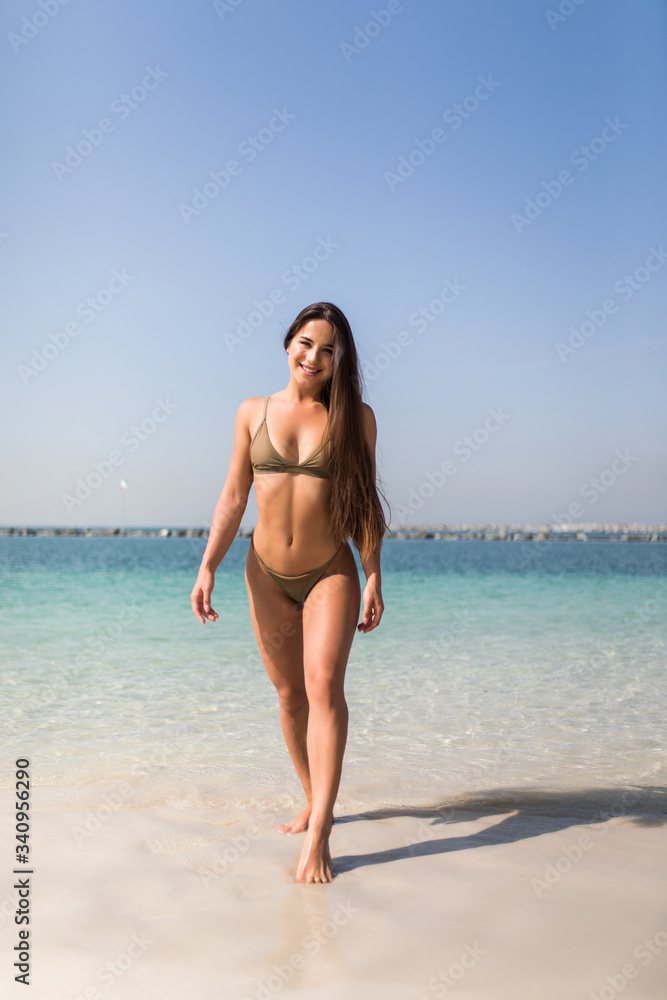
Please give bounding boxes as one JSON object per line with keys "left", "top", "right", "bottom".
{"left": 279, "top": 805, "right": 311, "bottom": 835}
{"left": 295, "top": 828, "right": 333, "bottom": 883}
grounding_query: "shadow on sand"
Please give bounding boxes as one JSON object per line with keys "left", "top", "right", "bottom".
{"left": 332, "top": 785, "right": 667, "bottom": 874}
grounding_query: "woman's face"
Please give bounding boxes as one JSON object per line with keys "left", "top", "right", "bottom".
{"left": 287, "top": 319, "right": 335, "bottom": 386}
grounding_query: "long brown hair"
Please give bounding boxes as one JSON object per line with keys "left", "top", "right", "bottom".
{"left": 283, "top": 302, "right": 391, "bottom": 560}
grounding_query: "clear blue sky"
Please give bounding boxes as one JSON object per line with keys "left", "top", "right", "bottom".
{"left": 1, "top": 0, "right": 665, "bottom": 528}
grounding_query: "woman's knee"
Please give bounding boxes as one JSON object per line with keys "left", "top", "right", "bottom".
{"left": 277, "top": 685, "right": 308, "bottom": 715}
{"left": 305, "top": 672, "right": 347, "bottom": 711}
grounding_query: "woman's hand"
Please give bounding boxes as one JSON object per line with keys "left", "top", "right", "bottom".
{"left": 191, "top": 568, "right": 219, "bottom": 624}
{"left": 357, "top": 583, "right": 384, "bottom": 633}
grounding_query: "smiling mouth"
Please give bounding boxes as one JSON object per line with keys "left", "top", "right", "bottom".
{"left": 300, "top": 364, "right": 320, "bottom": 375}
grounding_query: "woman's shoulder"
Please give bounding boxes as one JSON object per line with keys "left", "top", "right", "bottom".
{"left": 360, "top": 402, "right": 377, "bottom": 444}
{"left": 361, "top": 401, "right": 376, "bottom": 426}
{"left": 233, "top": 397, "right": 268, "bottom": 438}
{"left": 237, "top": 395, "right": 268, "bottom": 417}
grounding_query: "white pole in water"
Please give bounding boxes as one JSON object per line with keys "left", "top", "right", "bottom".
{"left": 120, "top": 479, "right": 129, "bottom": 531}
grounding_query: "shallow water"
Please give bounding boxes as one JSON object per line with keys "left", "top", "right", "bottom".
{"left": 1, "top": 537, "right": 665, "bottom": 810}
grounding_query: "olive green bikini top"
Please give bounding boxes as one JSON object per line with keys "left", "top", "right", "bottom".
{"left": 250, "top": 396, "right": 330, "bottom": 479}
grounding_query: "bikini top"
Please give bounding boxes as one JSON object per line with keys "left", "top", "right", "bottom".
{"left": 250, "top": 396, "right": 330, "bottom": 479}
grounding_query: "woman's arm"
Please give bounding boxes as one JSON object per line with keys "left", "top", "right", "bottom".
{"left": 191, "top": 400, "right": 254, "bottom": 624}
{"left": 357, "top": 403, "right": 384, "bottom": 634}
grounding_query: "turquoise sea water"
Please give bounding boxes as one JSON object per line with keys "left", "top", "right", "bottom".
{"left": 1, "top": 538, "right": 665, "bottom": 811}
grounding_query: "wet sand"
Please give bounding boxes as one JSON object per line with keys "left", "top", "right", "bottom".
{"left": 2, "top": 786, "right": 666, "bottom": 999}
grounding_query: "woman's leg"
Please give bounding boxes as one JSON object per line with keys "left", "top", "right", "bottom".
{"left": 245, "top": 543, "right": 313, "bottom": 833}
{"left": 297, "top": 543, "right": 360, "bottom": 883}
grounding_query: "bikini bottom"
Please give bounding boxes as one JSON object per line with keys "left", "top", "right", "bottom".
{"left": 250, "top": 532, "right": 344, "bottom": 604}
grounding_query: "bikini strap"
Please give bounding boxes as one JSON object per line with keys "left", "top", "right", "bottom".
{"left": 263, "top": 395, "right": 270, "bottom": 421}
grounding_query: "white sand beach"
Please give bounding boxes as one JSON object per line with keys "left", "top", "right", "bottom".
{"left": 3, "top": 786, "right": 666, "bottom": 1000}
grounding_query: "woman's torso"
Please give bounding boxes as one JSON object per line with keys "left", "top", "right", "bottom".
{"left": 249, "top": 395, "right": 337, "bottom": 571}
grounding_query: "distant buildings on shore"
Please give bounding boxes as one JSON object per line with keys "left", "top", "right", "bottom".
{"left": 1, "top": 524, "right": 665, "bottom": 542}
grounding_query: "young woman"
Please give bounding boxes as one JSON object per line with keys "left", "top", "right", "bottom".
{"left": 191, "top": 302, "right": 390, "bottom": 883}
